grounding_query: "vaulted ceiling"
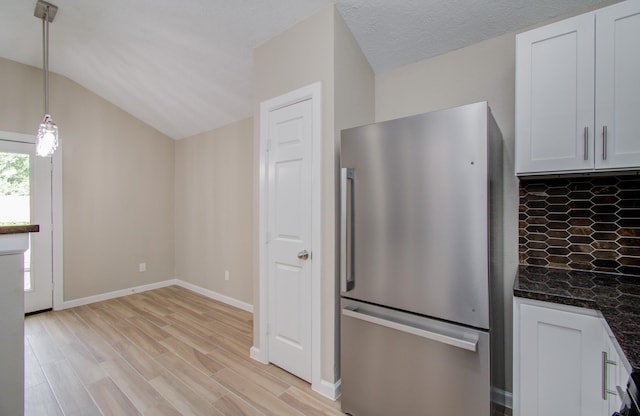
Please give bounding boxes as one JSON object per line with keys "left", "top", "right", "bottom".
{"left": 0, "top": 0, "right": 608, "bottom": 139}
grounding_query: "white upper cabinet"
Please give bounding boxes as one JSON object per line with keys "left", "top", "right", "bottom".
{"left": 516, "top": 14, "right": 595, "bottom": 174}
{"left": 595, "top": 0, "right": 640, "bottom": 170}
{"left": 516, "top": 0, "right": 640, "bottom": 175}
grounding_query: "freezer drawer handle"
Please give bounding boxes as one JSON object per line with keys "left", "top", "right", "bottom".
{"left": 342, "top": 308, "right": 478, "bottom": 352}
{"left": 340, "top": 168, "right": 355, "bottom": 292}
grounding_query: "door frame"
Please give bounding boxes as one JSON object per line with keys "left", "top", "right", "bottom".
{"left": 0, "top": 130, "right": 63, "bottom": 311}
{"left": 253, "top": 82, "right": 324, "bottom": 395}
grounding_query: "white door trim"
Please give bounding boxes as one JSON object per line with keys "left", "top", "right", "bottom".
{"left": 0, "top": 130, "right": 63, "bottom": 311}
{"left": 254, "top": 82, "right": 324, "bottom": 395}
{"left": 51, "top": 141, "right": 63, "bottom": 310}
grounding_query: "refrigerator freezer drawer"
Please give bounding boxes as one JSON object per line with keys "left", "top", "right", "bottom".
{"left": 341, "top": 299, "right": 491, "bottom": 416}
{"left": 341, "top": 308, "right": 479, "bottom": 352}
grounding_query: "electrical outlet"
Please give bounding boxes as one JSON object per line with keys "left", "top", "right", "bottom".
{"left": 139, "top": 262, "right": 146, "bottom": 272}
{"left": 224, "top": 270, "right": 230, "bottom": 281}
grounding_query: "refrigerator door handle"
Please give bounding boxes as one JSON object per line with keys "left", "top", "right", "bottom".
{"left": 342, "top": 307, "right": 479, "bottom": 352}
{"left": 340, "top": 168, "right": 355, "bottom": 292}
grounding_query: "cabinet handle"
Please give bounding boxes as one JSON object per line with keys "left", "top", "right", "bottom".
{"left": 602, "top": 125, "right": 608, "bottom": 160}
{"left": 584, "top": 127, "right": 589, "bottom": 160}
{"left": 602, "top": 351, "right": 617, "bottom": 400}
{"left": 340, "top": 168, "right": 355, "bottom": 292}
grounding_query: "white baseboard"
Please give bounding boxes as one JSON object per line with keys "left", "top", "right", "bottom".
{"left": 174, "top": 280, "right": 253, "bottom": 313}
{"left": 492, "top": 386, "right": 513, "bottom": 410}
{"left": 313, "top": 378, "right": 341, "bottom": 401}
{"left": 60, "top": 279, "right": 178, "bottom": 309}
{"left": 60, "top": 278, "right": 255, "bottom": 315}
{"left": 250, "top": 346, "right": 268, "bottom": 364}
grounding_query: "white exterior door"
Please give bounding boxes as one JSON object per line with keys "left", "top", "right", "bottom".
{"left": 0, "top": 135, "right": 53, "bottom": 313}
{"left": 266, "top": 98, "right": 313, "bottom": 382}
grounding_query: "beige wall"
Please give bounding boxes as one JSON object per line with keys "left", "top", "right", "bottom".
{"left": 376, "top": 33, "right": 518, "bottom": 393}
{"left": 253, "top": 5, "right": 374, "bottom": 384}
{"left": 174, "top": 118, "right": 253, "bottom": 304}
{"left": 0, "top": 57, "right": 175, "bottom": 301}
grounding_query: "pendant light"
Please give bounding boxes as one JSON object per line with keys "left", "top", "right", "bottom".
{"left": 34, "top": 0, "right": 59, "bottom": 158}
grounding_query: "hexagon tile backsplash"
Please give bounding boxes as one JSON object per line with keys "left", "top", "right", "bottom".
{"left": 519, "top": 175, "right": 640, "bottom": 276}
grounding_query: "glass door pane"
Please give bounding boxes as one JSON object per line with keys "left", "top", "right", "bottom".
{"left": 0, "top": 151, "right": 32, "bottom": 291}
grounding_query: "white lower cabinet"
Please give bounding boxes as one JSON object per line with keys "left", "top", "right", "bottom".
{"left": 514, "top": 298, "right": 629, "bottom": 416}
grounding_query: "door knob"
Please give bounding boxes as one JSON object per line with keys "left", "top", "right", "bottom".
{"left": 297, "top": 250, "right": 310, "bottom": 260}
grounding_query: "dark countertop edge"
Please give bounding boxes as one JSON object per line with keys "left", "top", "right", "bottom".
{"left": 514, "top": 265, "right": 639, "bottom": 374}
{"left": 0, "top": 225, "right": 40, "bottom": 235}
{"left": 513, "top": 288, "right": 599, "bottom": 311}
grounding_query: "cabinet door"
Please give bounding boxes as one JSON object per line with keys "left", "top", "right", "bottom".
{"left": 516, "top": 14, "right": 595, "bottom": 174}
{"left": 604, "top": 332, "right": 631, "bottom": 414}
{"left": 519, "top": 303, "right": 605, "bottom": 416}
{"left": 595, "top": 0, "right": 640, "bottom": 170}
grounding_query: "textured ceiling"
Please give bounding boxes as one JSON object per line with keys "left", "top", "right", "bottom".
{"left": 0, "top": 0, "right": 609, "bottom": 139}
{"left": 336, "top": 0, "right": 610, "bottom": 73}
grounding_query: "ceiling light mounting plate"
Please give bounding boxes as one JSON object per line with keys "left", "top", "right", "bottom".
{"left": 34, "top": 0, "right": 58, "bottom": 22}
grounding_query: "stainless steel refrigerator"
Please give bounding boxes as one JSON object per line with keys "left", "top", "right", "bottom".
{"left": 339, "top": 101, "right": 503, "bottom": 415}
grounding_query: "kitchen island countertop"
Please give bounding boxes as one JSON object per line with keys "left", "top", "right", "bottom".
{"left": 0, "top": 225, "right": 40, "bottom": 235}
{"left": 514, "top": 265, "right": 640, "bottom": 372}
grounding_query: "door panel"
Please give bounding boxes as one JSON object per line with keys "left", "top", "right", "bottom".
{"left": 273, "top": 262, "right": 304, "bottom": 346}
{"left": 267, "top": 99, "right": 312, "bottom": 382}
{"left": 274, "top": 159, "right": 303, "bottom": 239}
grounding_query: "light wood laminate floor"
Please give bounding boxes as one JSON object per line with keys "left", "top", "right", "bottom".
{"left": 25, "top": 285, "right": 512, "bottom": 415}
{"left": 25, "top": 286, "right": 343, "bottom": 416}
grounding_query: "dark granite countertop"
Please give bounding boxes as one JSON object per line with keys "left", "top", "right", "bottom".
{"left": 0, "top": 225, "right": 39, "bottom": 235}
{"left": 514, "top": 265, "right": 640, "bottom": 372}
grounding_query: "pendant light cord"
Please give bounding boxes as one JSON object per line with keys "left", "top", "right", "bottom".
{"left": 43, "top": 6, "right": 49, "bottom": 116}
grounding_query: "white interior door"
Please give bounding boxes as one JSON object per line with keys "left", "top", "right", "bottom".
{"left": 266, "top": 98, "right": 313, "bottom": 382}
{"left": 0, "top": 135, "right": 53, "bottom": 313}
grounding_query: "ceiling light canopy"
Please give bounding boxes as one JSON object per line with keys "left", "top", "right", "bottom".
{"left": 34, "top": 0, "right": 59, "bottom": 158}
